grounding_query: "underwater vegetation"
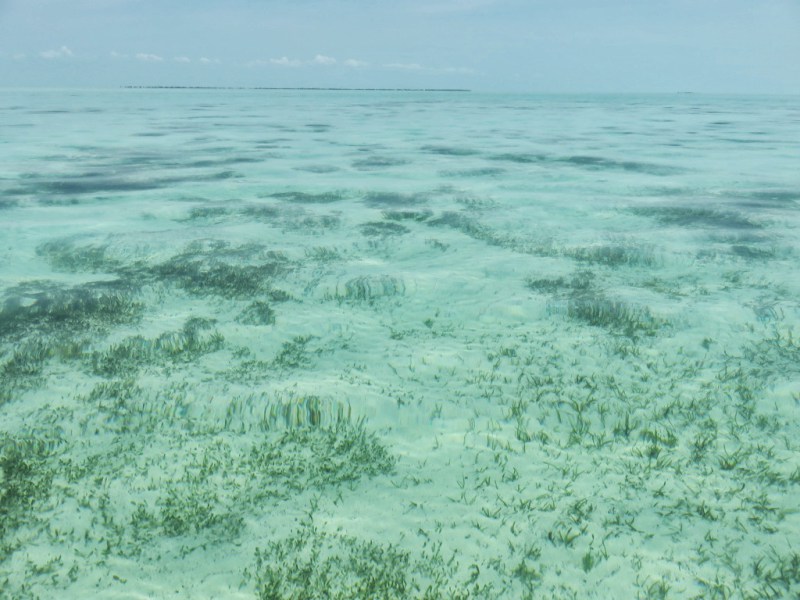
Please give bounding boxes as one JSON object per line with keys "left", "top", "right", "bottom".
{"left": 363, "top": 191, "right": 428, "bottom": 208}
{"left": 564, "top": 243, "right": 657, "bottom": 268}
{"left": 249, "top": 420, "right": 394, "bottom": 492}
{"left": 0, "top": 280, "right": 143, "bottom": 342}
{"left": 629, "top": 205, "right": 762, "bottom": 229}
{"left": 352, "top": 156, "right": 409, "bottom": 169}
{"left": 235, "top": 300, "right": 276, "bottom": 326}
{"left": 331, "top": 275, "right": 406, "bottom": 304}
{"left": 489, "top": 152, "right": 678, "bottom": 175}
{"left": 526, "top": 271, "right": 594, "bottom": 295}
{"left": 564, "top": 295, "right": 662, "bottom": 338}
{"left": 0, "top": 435, "right": 56, "bottom": 562}
{"left": 529, "top": 270, "right": 664, "bottom": 338}
{"left": 420, "top": 144, "right": 479, "bottom": 156}
{"left": 253, "top": 519, "right": 412, "bottom": 600}
{"left": 13, "top": 169, "right": 240, "bottom": 200}
{"left": 382, "top": 209, "right": 433, "bottom": 222}
{"left": 259, "top": 394, "right": 352, "bottom": 430}
{"left": 151, "top": 243, "right": 290, "bottom": 299}
{"left": 358, "top": 221, "right": 410, "bottom": 237}
{"left": 90, "top": 317, "right": 224, "bottom": 377}
{"left": 38, "top": 237, "right": 293, "bottom": 302}
{"left": 268, "top": 191, "right": 346, "bottom": 204}
{"left": 439, "top": 167, "right": 506, "bottom": 178}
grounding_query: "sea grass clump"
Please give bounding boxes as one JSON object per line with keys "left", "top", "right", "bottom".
{"left": 236, "top": 301, "right": 276, "bottom": 326}
{"left": 269, "top": 191, "right": 346, "bottom": 204}
{"left": 358, "top": 221, "right": 410, "bottom": 237}
{"left": 629, "top": 206, "right": 762, "bottom": 230}
{"left": 248, "top": 421, "right": 394, "bottom": 494}
{"left": 90, "top": 317, "right": 224, "bottom": 377}
{"left": 1, "top": 435, "right": 55, "bottom": 561}
{"left": 331, "top": 275, "right": 406, "bottom": 304}
{"left": 253, "top": 521, "right": 411, "bottom": 600}
{"left": 566, "top": 294, "right": 661, "bottom": 338}
{"left": 0, "top": 280, "right": 143, "bottom": 342}
{"left": 565, "top": 244, "right": 656, "bottom": 268}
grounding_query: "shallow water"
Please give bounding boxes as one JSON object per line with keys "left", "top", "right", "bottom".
{"left": 1, "top": 89, "right": 799, "bottom": 598}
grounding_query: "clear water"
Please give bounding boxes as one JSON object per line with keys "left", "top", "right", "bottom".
{"left": 1, "top": 89, "right": 799, "bottom": 598}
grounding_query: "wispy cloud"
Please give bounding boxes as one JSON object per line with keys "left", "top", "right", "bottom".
{"left": 199, "top": 57, "right": 221, "bottom": 64}
{"left": 269, "top": 56, "right": 303, "bottom": 67}
{"left": 311, "top": 54, "right": 336, "bottom": 66}
{"left": 249, "top": 55, "right": 363, "bottom": 68}
{"left": 40, "top": 46, "right": 73, "bottom": 60}
{"left": 110, "top": 51, "right": 128, "bottom": 59}
{"left": 174, "top": 56, "right": 191, "bottom": 63}
{"left": 136, "top": 53, "right": 164, "bottom": 62}
{"left": 384, "top": 62, "right": 424, "bottom": 70}
{"left": 441, "top": 66, "right": 475, "bottom": 74}
{"left": 13, "top": 53, "right": 27, "bottom": 60}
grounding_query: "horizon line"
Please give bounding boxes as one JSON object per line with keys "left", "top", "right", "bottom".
{"left": 122, "top": 85, "right": 471, "bottom": 92}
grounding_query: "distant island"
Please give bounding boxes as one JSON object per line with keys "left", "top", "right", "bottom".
{"left": 122, "top": 86, "right": 470, "bottom": 92}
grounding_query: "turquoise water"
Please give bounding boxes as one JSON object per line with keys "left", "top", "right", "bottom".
{"left": 1, "top": 89, "right": 799, "bottom": 598}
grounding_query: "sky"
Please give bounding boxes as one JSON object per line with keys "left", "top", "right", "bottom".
{"left": 0, "top": 0, "right": 798, "bottom": 92}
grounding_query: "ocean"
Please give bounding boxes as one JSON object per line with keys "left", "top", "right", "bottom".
{"left": 1, "top": 88, "right": 799, "bottom": 598}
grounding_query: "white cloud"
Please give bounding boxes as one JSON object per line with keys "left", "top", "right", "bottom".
{"left": 174, "top": 56, "right": 191, "bottom": 63}
{"left": 312, "top": 54, "right": 336, "bottom": 66}
{"left": 344, "top": 58, "right": 369, "bottom": 68}
{"left": 441, "top": 66, "right": 475, "bottom": 74}
{"left": 13, "top": 53, "right": 27, "bottom": 60}
{"left": 199, "top": 57, "right": 221, "bottom": 64}
{"left": 136, "top": 53, "right": 164, "bottom": 62}
{"left": 40, "top": 46, "right": 73, "bottom": 60}
{"left": 110, "top": 51, "right": 128, "bottom": 59}
{"left": 269, "top": 56, "right": 303, "bottom": 67}
{"left": 384, "top": 62, "right": 424, "bottom": 70}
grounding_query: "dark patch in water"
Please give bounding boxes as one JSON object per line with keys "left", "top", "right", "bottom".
{"left": 363, "top": 192, "right": 426, "bottom": 208}
{"left": 236, "top": 301, "right": 276, "bottom": 326}
{"left": 305, "top": 123, "right": 331, "bottom": 132}
{"left": 729, "top": 190, "right": 800, "bottom": 208}
{"left": 186, "top": 157, "right": 261, "bottom": 168}
{"left": 421, "top": 145, "right": 479, "bottom": 156}
{"left": 526, "top": 271, "right": 594, "bottom": 294}
{"left": 0, "top": 280, "right": 143, "bottom": 342}
{"left": 730, "top": 245, "right": 776, "bottom": 260}
{"left": 352, "top": 156, "right": 408, "bottom": 169}
{"left": 566, "top": 244, "right": 656, "bottom": 267}
{"left": 241, "top": 205, "right": 282, "bottom": 221}
{"left": 440, "top": 167, "right": 506, "bottom": 178}
{"left": 489, "top": 153, "right": 547, "bottom": 164}
{"left": 559, "top": 155, "right": 678, "bottom": 175}
{"left": 22, "top": 170, "right": 240, "bottom": 196}
{"left": 630, "top": 206, "right": 762, "bottom": 229}
{"left": 382, "top": 209, "right": 433, "bottom": 222}
{"left": 490, "top": 152, "right": 677, "bottom": 175}
{"left": 207, "top": 170, "right": 239, "bottom": 180}
{"left": 358, "top": 221, "right": 410, "bottom": 237}
{"left": 151, "top": 246, "right": 289, "bottom": 299}
{"left": 269, "top": 191, "right": 345, "bottom": 204}
{"left": 283, "top": 214, "right": 341, "bottom": 232}
{"left": 294, "top": 165, "right": 341, "bottom": 173}
{"left": 182, "top": 206, "right": 233, "bottom": 221}
{"left": 37, "top": 178, "right": 167, "bottom": 194}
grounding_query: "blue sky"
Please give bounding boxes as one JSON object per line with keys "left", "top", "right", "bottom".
{"left": 1, "top": 0, "right": 798, "bottom": 92}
